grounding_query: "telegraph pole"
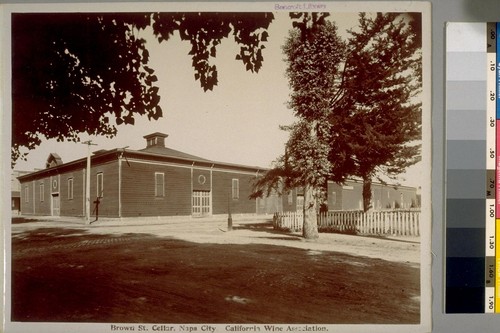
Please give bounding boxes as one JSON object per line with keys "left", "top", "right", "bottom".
{"left": 82, "top": 140, "right": 97, "bottom": 224}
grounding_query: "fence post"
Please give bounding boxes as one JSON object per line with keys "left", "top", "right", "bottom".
{"left": 360, "top": 211, "right": 364, "bottom": 234}
{"left": 404, "top": 211, "right": 409, "bottom": 236}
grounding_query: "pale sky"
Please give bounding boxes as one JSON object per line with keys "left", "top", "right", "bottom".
{"left": 10, "top": 10, "right": 424, "bottom": 187}
{"left": 14, "top": 13, "right": 295, "bottom": 171}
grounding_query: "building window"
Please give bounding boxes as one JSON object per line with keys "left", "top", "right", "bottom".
{"left": 24, "top": 186, "right": 29, "bottom": 203}
{"left": 40, "top": 183, "right": 44, "bottom": 202}
{"left": 97, "top": 173, "right": 104, "bottom": 198}
{"left": 68, "top": 178, "right": 74, "bottom": 200}
{"left": 331, "top": 192, "right": 337, "bottom": 205}
{"left": 296, "top": 195, "right": 304, "bottom": 211}
{"left": 148, "top": 137, "right": 157, "bottom": 146}
{"left": 287, "top": 191, "right": 293, "bottom": 205}
{"left": 155, "top": 172, "right": 165, "bottom": 197}
{"left": 232, "top": 179, "right": 239, "bottom": 199}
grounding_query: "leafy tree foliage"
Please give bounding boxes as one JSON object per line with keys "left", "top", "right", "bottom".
{"left": 11, "top": 12, "right": 273, "bottom": 165}
{"left": 253, "top": 13, "right": 346, "bottom": 239}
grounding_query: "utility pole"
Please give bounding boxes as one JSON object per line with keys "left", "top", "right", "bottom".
{"left": 82, "top": 140, "right": 97, "bottom": 224}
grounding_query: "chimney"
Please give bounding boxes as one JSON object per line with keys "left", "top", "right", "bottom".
{"left": 144, "top": 132, "right": 168, "bottom": 148}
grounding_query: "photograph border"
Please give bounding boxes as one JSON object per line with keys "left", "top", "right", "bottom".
{"left": 2, "top": 2, "right": 432, "bottom": 333}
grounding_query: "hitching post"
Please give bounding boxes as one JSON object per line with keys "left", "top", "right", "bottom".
{"left": 227, "top": 193, "right": 233, "bottom": 231}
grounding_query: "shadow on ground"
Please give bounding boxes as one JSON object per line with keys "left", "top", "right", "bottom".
{"left": 233, "top": 221, "right": 303, "bottom": 240}
{"left": 10, "top": 224, "right": 420, "bottom": 324}
{"left": 12, "top": 217, "right": 52, "bottom": 224}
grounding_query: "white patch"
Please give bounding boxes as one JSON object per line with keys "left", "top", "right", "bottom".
{"left": 225, "top": 295, "right": 250, "bottom": 304}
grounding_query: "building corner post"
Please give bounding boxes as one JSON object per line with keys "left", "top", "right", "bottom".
{"left": 118, "top": 152, "right": 122, "bottom": 219}
{"left": 85, "top": 144, "right": 91, "bottom": 224}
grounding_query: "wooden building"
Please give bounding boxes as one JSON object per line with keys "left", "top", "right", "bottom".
{"left": 327, "top": 179, "right": 419, "bottom": 211}
{"left": 17, "top": 132, "right": 418, "bottom": 219}
{"left": 11, "top": 170, "right": 31, "bottom": 215}
{"left": 17, "top": 132, "right": 285, "bottom": 219}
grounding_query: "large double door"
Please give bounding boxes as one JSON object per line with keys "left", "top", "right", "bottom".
{"left": 192, "top": 191, "right": 211, "bottom": 217}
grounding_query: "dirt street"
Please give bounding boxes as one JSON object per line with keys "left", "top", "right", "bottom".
{"left": 10, "top": 217, "right": 420, "bottom": 324}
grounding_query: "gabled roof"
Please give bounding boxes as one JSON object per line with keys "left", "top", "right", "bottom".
{"left": 46, "top": 153, "right": 63, "bottom": 168}
{"left": 18, "top": 139, "right": 267, "bottom": 182}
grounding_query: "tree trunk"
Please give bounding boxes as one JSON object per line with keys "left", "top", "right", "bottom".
{"left": 302, "top": 185, "right": 319, "bottom": 239}
{"left": 362, "top": 175, "right": 372, "bottom": 212}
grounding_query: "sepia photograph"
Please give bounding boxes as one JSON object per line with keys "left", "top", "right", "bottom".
{"left": 3, "top": 2, "right": 431, "bottom": 333}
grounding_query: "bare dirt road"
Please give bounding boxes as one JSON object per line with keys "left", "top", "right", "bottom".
{"left": 10, "top": 217, "right": 421, "bottom": 324}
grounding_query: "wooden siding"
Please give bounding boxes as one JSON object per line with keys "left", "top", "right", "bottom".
{"left": 256, "top": 193, "right": 283, "bottom": 214}
{"left": 39, "top": 178, "right": 51, "bottom": 215}
{"left": 282, "top": 189, "right": 296, "bottom": 212}
{"left": 59, "top": 170, "right": 85, "bottom": 217}
{"left": 83, "top": 160, "right": 120, "bottom": 217}
{"left": 328, "top": 181, "right": 418, "bottom": 211}
{"left": 18, "top": 151, "right": 267, "bottom": 218}
{"left": 328, "top": 183, "right": 344, "bottom": 210}
{"left": 192, "top": 168, "right": 211, "bottom": 192}
{"left": 20, "top": 182, "right": 32, "bottom": 215}
{"left": 255, "top": 188, "right": 297, "bottom": 214}
{"left": 19, "top": 177, "right": 52, "bottom": 215}
{"left": 18, "top": 160, "right": 119, "bottom": 217}
{"left": 212, "top": 170, "right": 257, "bottom": 214}
{"left": 121, "top": 160, "right": 192, "bottom": 217}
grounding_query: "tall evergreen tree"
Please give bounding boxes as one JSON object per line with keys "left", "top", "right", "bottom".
{"left": 331, "top": 13, "right": 422, "bottom": 211}
{"left": 252, "top": 12, "right": 423, "bottom": 235}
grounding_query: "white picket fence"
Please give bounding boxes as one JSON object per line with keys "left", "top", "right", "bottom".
{"left": 273, "top": 211, "right": 304, "bottom": 232}
{"left": 273, "top": 209, "right": 421, "bottom": 236}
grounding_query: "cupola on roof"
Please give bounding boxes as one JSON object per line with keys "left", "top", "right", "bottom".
{"left": 140, "top": 132, "right": 210, "bottom": 162}
{"left": 143, "top": 132, "right": 169, "bottom": 148}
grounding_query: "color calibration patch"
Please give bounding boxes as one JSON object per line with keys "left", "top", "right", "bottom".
{"left": 446, "top": 22, "right": 500, "bottom": 314}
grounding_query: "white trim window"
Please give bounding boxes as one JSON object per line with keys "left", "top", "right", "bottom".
{"left": 287, "top": 191, "right": 293, "bottom": 205}
{"left": 296, "top": 195, "right": 304, "bottom": 211}
{"left": 148, "top": 137, "right": 158, "bottom": 146}
{"left": 331, "top": 192, "right": 337, "bottom": 205}
{"left": 68, "top": 178, "right": 74, "bottom": 200}
{"left": 39, "top": 183, "right": 44, "bottom": 202}
{"left": 155, "top": 172, "right": 165, "bottom": 197}
{"left": 24, "top": 186, "right": 29, "bottom": 203}
{"left": 232, "top": 178, "right": 239, "bottom": 199}
{"left": 97, "top": 172, "right": 104, "bottom": 198}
